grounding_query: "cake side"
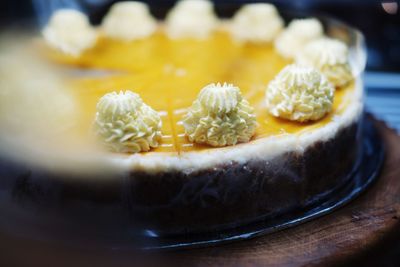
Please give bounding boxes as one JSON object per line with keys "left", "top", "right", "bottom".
{"left": 0, "top": 113, "right": 362, "bottom": 235}
{"left": 125, "top": 119, "right": 362, "bottom": 233}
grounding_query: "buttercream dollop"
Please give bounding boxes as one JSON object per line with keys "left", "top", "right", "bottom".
{"left": 94, "top": 91, "right": 162, "bottom": 153}
{"left": 274, "top": 18, "right": 323, "bottom": 59}
{"left": 101, "top": 1, "right": 157, "bottom": 41}
{"left": 266, "top": 64, "right": 334, "bottom": 122}
{"left": 296, "top": 38, "right": 353, "bottom": 87}
{"left": 165, "top": 0, "right": 218, "bottom": 39}
{"left": 42, "top": 9, "right": 97, "bottom": 56}
{"left": 230, "top": 3, "right": 283, "bottom": 43}
{"left": 183, "top": 83, "right": 257, "bottom": 147}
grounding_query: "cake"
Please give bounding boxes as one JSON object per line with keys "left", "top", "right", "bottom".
{"left": 0, "top": 1, "right": 364, "bottom": 237}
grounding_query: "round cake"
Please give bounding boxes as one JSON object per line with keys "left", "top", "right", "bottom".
{"left": 0, "top": 1, "right": 366, "bottom": 238}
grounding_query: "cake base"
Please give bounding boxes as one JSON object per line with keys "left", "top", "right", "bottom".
{"left": 0, "top": 115, "right": 384, "bottom": 250}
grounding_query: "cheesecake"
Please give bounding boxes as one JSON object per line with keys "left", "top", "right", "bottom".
{"left": 0, "top": 1, "right": 365, "bottom": 236}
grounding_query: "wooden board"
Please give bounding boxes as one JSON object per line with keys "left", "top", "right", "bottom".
{"left": 0, "top": 118, "right": 399, "bottom": 267}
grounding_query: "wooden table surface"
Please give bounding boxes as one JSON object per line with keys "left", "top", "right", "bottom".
{"left": 1, "top": 118, "right": 399, "bottom": 267}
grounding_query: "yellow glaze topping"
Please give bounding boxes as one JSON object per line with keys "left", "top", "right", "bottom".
{"left": 44, "top": 30, "right": 355, "bottom": 154}
{"left": 182, "top": 83, "right": 257, "bottom": 147}
{"left": 94, "top": 91, "right": 162, "bottom": 153}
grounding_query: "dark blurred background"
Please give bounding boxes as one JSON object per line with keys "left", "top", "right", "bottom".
{"left": 2, "top": 0, "right": 400, "bottom": 266}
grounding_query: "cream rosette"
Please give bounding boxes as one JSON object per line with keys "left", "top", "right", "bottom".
{"left": 230, "top": 3, "right": 283, "bottom": 43}
{"left": 101, "top": 1, "right": 157, "bottom": 41}
{"left": 274, "top": 18, "right": 324, "bottom": 59}
{"left": 94, "top": 91, "right": 162, "bottom": 153}
{"left": 266, "top": 64, "right": 334, "bottom": 122}
{"left": 165, "top": 0, "right": 218, "bottom": 39}
{"left": 42, "top": 9, "right": 97, "bottom": 56}
{"left": 296, "top": 38, "right": 353, "bottom": 87}
{"left": 183, "top": 83, "right": 257, "bottom": 147}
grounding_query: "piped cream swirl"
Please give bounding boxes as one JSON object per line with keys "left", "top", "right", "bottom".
{"left": 198, "top": 83, "right": 241, "bottom": 113}
{"left": 94, "top": 91, "right": 162, "bottom": 153}
{"left": 101, "top": 1, "right": 157, "bottom": 41}
{"left": 183, "top": 83, "right": 257, "bottom": 147}
{"left": 274, "top": 18, "right": 323, "bottom": 59}
{"left": 296, "top": 38, "right": 353, "bottom": 87}
{"left": 165, "top": 0, "right": 218, "bottom": 39}
{"left": 230, "top": 3, "right": 283, "bottom": 43}
{"left": 266, "top": 64, "right": 334, "bottom": 122}
{"left": 43, "top": 9, "right": 97, "bottom": 56}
